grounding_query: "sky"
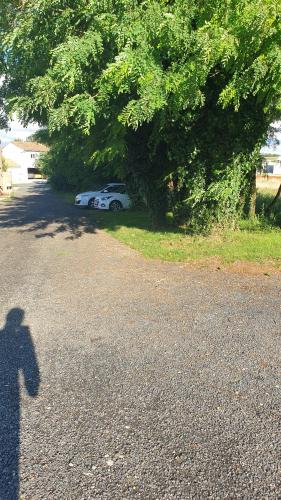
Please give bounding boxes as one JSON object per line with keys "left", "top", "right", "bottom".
{"left": 0, "top": 117, "right": 39, "bottom": 145}
{"left": 260, "top": 121, "right": 281, "bottom": 155}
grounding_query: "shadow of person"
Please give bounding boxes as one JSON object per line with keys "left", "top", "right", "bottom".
{"left": 0, "top": 308, "right": 40, "bottom": 500}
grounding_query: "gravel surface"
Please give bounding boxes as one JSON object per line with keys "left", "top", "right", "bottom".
{"left": 0, "top": 182, "right": 280, "bottom": 499}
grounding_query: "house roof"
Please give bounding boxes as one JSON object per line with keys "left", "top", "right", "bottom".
{"left": 260, "top": 145, "right": 281, "bottom": 157}
{"left": 11, "top": 141, "right": 48, "bottom": 152}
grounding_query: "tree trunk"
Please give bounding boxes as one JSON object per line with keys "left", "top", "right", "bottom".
{"left": 146, "top": 183, "right": 168, "bottom": 228}
{"left": 265, "top": 183, "right": 281, "bottom": 215}
{"left": 150, "top": 197, "right": 167, "bottom": 228}
{"left": 244, "top": 168, "right": 256, "bottom": 217}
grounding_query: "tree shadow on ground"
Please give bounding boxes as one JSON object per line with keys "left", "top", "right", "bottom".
{"left": 95, "top": 207, "right": 185, "bottom": 236}
{"left": 97, "top": 190, "right": 281, "bottom": 235}
{"left": 0, "top": 182, "right": 97, "bottom": 239}
{"left": 0, "top": 308, "right": 40, "bottom": 500}
{"left": 0, "top": 182, "right": 185, "bottom": 239}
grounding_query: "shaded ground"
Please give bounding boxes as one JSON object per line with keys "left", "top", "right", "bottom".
{"left": 0, "top": 182, "right": 280, "bottom": 499}
{"left": 0, "top": 181, "right": 96, "bottom": 239}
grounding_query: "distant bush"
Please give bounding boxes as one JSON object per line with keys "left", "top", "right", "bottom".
{"left": 256, "top": 189, "right": 281, "bottom": 228}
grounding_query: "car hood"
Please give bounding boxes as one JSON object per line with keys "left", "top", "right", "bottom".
{"left": 76, "top": 191, "right": 98, "bottom": 197}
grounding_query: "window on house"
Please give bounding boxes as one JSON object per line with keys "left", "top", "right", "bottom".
{"left": 30, "top": 153, "right": 37, "bottom": 158}
{"left": 265, "top": 164, "right": 274, "bottom": 174}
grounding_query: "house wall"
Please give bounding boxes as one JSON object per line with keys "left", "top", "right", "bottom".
{"left": 272, "top": 162, "right": 281, "bottom": 175}
{"left": 264, "top": 161, "right": 281, "bottom": 175}
{"left": 2, "top": 143, "right": 41, "bottom": 184}
{"left": 8, "top": 167, "right": 29, "bottom": 184}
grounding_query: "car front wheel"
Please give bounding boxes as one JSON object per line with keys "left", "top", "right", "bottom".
{"left": 109, "top": 200, "right": 123, "bottom": 211}
{"left": 88, "top": 197, "right": 95, "bottom": 209}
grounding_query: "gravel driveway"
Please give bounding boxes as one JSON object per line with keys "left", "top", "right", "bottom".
{"left": 0, "top": 182, "right": 280, "bottom": 499}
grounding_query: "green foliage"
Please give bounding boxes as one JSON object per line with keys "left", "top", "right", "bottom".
{"left": 36, "top": 139, "right": 113, "bottom": 192}
{"left": 1, "top": 157, "right": 8, "bottom": 172}
{"left": 1, "top": 0, "right": 281, "bottom": 227}
{"left": 173, "top": 166, "right": 243, "bottom": 233}
{"left": 173, "top": 148, "right": 263, "bottom": 232}
{"left": 256, "top": 188, "right": 281, "bottom": 228}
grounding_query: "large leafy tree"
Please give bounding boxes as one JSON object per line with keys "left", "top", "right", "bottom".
{"left": 0, "top": 0, "right": 16, "bottom": 129}
{"left": 1, "top": 0, "right": 281, "bottom": 225}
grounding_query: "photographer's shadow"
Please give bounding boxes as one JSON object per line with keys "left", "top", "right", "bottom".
{"left": 0, "top": 308, "right": 40, "bottom": 500}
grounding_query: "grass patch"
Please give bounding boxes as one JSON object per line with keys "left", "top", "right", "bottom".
{"left": 96, "top": 209, "right": 281, "bottom": 265}
{"left": 58, "top": 188, "right": 281, "bottom": 266}
{"left": 255, "top": 188, "right": 281, "bottom": 227}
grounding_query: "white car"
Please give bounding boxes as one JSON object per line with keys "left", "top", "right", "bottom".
{"left": 94, "top": 185, "right": 131, "bottom": 211}
{"left": 75, "top": 183, "right": 126, "bottom": 208}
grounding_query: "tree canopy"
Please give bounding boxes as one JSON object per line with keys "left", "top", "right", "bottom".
{"left": 1, "top": 0, "right": 281, "bottom": 227}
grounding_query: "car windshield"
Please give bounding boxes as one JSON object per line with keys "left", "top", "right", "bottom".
{"left": 93, "top": 185, "right": 110, "bottom": 192}
{"left": 103, "top": 185, "right": 125, "bottom": 193}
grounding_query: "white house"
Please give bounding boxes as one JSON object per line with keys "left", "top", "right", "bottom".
{"left": 260, "top": 127, "right": 281, "bottom": 176}
{"left": 2, "top": 141, "right": 48, "bottom": 184}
